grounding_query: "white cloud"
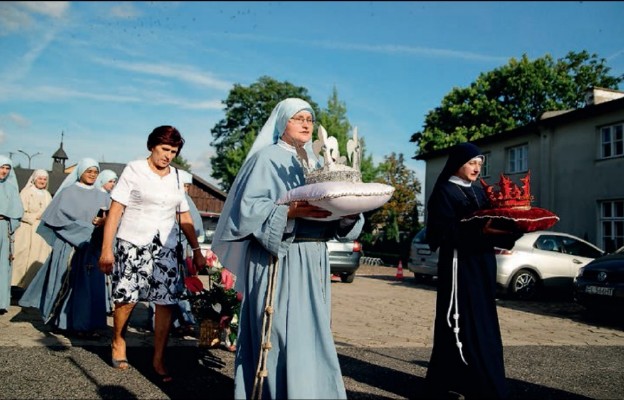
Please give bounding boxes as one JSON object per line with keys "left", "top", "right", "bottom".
{"left": 1, "top": 84, "right": 142, "bottom": 103}
{"left": 0, "top": 128, "right": 5, "bottom": 144}
{"left": 190, "top": 149, "right": 222, "bottom": 187}
{"left": 2, "top": 28, "right": 58, "bottom": 84}
{"left": 19, "top": 1, "right": 69, "bottom": 18}
{"left": 93, "top": 58, "right": 233, "bottom": 91}
{"left": 0, "top": 1, "right": 68, "bottom": 35}
{"left": 211, "top": 31, "right": 509, "bottom": 63}
{"left": 8, "top": 112, "right": 30, "bottom": 127}
{"left": 108, "top": 3, "right": 141, "bottom": 19}
{"left": 0, "top": 3, "right": 32, "bottom": 34}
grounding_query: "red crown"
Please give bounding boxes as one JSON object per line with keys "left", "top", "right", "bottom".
{"left": 480, "top": 171, "right": 533, "bottom": 209}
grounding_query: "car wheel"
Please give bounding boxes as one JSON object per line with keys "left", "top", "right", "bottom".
{"left": 509, "top": 269, "right": 539, "bottom": 300}
{"left": 341, "top": 272, "right": 355, "bottom": 283}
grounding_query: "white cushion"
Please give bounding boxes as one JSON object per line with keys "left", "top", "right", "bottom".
{"left": 277, "top": 182, "right": 395, "bottom": 221}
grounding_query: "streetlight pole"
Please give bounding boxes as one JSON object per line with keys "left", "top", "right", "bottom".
{"left": 18, "top": 150, "right": 42, "bottom": 169}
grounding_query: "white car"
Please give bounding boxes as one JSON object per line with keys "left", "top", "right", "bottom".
{"left": 496, "top": 230, "right": 604, "bottom": 300}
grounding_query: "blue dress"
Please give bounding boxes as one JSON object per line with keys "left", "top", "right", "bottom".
{"left": 19, "top": 183, "right": 109, "bottom": 332}
{"left": 212, "top": 141, "right": 364, "bottom": 399}
{"left": 0, "top": 160, "right": 23, "bottom": 311}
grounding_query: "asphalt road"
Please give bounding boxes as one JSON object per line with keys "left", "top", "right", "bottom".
{"left": 0, "top": 264, "right": 622, "bottom": 399}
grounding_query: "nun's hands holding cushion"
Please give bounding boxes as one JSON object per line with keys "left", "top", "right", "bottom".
{"left": 287, "top": 201, "right": 333, "bottom": 219}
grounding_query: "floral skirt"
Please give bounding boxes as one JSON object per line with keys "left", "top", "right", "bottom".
{"left": 111, "top": 235, "right": 181, "bottom": 305}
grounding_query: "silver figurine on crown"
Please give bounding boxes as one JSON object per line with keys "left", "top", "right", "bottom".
{"left": 295, "top": 125, "right": 362, "bottom": 184}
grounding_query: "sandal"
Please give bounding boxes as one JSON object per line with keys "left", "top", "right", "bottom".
{"left": 112, "top": 358, "right": 130, "bottom": 370}
{"left": 111, "top": 344, "right": 130, "bottom": 370}
{"left": 75, "top": 331, "right": 102, "bottom": 340}
{"left": 153, "top": 370, "right": 173, "bottom": 383}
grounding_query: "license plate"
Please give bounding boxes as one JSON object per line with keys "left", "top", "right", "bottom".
{"left": 585, "top": 286, "right": 614, "bottom": 296}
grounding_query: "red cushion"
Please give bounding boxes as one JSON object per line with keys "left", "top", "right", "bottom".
{"left": 462, "top": 207, "right": 560, "bottom": 233}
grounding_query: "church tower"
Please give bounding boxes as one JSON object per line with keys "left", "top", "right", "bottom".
{"left": 51, "top": 131, "right": 68, "bottom": 173}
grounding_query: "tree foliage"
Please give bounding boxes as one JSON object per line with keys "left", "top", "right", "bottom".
{"left": 411, "top": 51, "right": 624, "bottom": 157}
{"left": 173, "top": 155, "right": 192, "bottom": 172}
{"left": 367, "top": 152, "right": 421, "bottom": 241}
{"left": 210, "top": 76, "right": 318, "bottom": 191}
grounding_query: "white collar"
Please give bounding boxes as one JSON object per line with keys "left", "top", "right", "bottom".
{"left": 448, "top": 175, "right": 472, "bottom": 187}
{"left": 76, "top": 182, "right": 95, "bottom": 190}
{"left": 277, "top": 139, "right": 298, "bottom": 154}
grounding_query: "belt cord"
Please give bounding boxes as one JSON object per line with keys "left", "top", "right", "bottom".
{"left": 252, "top": 255, "right": 279, "bottom": 400}
{"left": 446, "top": 249, "right": 468, "bottom": 365}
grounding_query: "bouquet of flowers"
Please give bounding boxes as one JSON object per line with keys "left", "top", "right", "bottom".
{"left": 182, "top": 250, "right": 242, "bottom": 351}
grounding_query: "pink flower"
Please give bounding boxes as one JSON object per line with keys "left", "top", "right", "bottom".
{"left": 205, "top": 250, "right": 220, "bottom": 268}
{"left": 221, "top": 268, "right": 235, "bottom": 291}
{"left": 236, "top": 292, "right": 243, "bottom": 302}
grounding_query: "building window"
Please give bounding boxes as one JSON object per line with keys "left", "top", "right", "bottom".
{"left": 481, "top": 152, "right": 490, "bottom": 178}
{"left": 506, "top": 144, "right": 528, "bottom": 173}
{"left": 600, "top": 123, "right": 624, "bottom": 159}
{"left": 600, "top": 199, "right": 624, "bottom": 253}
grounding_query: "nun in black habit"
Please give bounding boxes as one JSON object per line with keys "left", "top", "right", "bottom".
{"left": 424, "top": 142, "right": 519, "bottom": 399}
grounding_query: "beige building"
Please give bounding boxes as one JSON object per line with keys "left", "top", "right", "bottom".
{"left": 416, "top": 88, "right": 624, "bottom": 253}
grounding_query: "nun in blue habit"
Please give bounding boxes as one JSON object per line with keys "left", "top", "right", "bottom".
{"left": 19, "top": 158, "right": 110, "bottom": 336}
{"left": 0, "top": 156, "right": 24, "bottom": 313}
{"left": 211, "top": 98, "right": 364, "bottom": 399}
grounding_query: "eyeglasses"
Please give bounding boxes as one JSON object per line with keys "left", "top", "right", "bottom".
{"left": 289, "top": 116, "right": 315, "bottom": 125}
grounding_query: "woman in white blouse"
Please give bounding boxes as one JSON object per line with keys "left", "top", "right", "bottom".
{"left": 99, "top": 126, "right": 206, "bottom": 382}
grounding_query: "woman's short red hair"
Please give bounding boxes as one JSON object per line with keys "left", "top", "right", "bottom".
{"left": 147, "top": 125, "right": 185, "bottom": 156}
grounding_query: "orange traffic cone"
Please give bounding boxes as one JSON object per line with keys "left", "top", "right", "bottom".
{"left": 395, "top": 260, "right": 404, "bottom": 280}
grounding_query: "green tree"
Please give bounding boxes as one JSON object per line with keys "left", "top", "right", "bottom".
{"left": 369, "top": 152, "right": 421, "bottom": 240}
{"left": 173, "top": 155, "right": 192, "bottom": 172}
{"left": 316, "top": 86, "right": 378, "bottom": 182}
{"left": 411, "top": 51, "right": 623, "bottom": 156}
{"left": 210, "top": 76, "right": 318, "bottom": 191}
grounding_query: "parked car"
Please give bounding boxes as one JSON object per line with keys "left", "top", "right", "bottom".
{"left": 496, "top": 230, "right": 604, "bottom": 300}
{"left": 573, "top": 245, "right": 624, "bottom": 310}
{"left": 327, "top": 239, "right": 362, "bottom": 283}
{"left": 407, "top": 228, "right": 439, "bottom": 282}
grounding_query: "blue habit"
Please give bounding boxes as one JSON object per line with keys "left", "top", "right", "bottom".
{"left": 19, "top": 183, "right": 110, "bottom": 332}
{"left": 212, "top": 141, "right": 364, "bottom": 399}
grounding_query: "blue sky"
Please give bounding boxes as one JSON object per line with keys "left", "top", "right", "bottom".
{"left": 1, "top": 1, "right": 623, "bottom": 193}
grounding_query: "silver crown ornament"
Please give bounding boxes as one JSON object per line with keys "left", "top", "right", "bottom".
{"left": 297, "top": 125, "right": 363, "bottom": 184}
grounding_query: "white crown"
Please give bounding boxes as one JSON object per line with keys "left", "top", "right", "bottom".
{"left": 296, "top": 126, "right": 362, "bottom": 184}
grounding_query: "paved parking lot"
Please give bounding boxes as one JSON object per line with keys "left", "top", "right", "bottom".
{"left": 0, "top": 264, "right": 622, "bottom": 399}
{"left": 333, "top": 265, "right": 624, "bottom": 348}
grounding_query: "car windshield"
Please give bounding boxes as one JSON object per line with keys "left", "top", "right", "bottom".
{"left": 413, "top": 228, "right": 427, "bottom": 243}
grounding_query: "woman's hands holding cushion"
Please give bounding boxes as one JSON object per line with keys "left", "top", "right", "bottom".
{"left": 287, "top": 201, "right": 332, "bottom": 219}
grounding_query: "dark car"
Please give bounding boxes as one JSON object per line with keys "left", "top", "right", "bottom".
{"left": 573, "top": 245, "right": 624, "bottom": 310}
{"left": 327, "top": 239, "right": 362, "bottom": 283}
